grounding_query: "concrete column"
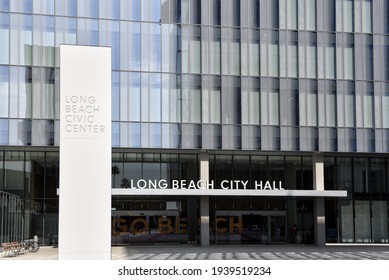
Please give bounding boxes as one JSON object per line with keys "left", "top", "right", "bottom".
{"left": 313, "top": 154, "right": 326, "bottom": 247}
{"left": 200, "top": 152, "right": 209, "bottom": 247}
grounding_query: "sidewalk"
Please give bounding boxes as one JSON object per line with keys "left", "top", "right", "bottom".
{"left": 2, "top": 244, "right": 389, "bottom": 260}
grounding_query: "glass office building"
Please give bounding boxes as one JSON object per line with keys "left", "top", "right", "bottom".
{"left": 1, "top": 0, "right": 389, "bottom": 246}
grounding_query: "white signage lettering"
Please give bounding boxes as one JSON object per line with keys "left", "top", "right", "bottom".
{"left": 119, "top": 179, "right": 284, "bottom": 190}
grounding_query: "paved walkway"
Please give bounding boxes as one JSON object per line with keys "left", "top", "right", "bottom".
{"left": 2, "top": 244, "right": 389, "bottom": 260}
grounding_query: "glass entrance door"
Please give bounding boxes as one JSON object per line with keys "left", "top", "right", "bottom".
{"left": 214, "top": 211, "right": 286, "bottom": 244}
{"left": 112, "top": 210, "right": 184, "bottom": 245}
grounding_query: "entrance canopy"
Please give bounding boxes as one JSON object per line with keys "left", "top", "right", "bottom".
{"left": 112, "top": 189, "right": 347, "bottom": 198}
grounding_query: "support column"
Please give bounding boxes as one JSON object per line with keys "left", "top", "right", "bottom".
{"left": 200, "top": 152, "right": 209, "bottom": 247}
{"left": 313, "top": 154, "right": 326, "bottom": 247}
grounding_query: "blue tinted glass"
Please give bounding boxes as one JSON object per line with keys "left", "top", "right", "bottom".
{"left": 150, "top": 0, "right": 161, "bottom": 22}
{"left": 68, "top": 0, "right": 77, "bottom": 16}
{"left": 0, "top": 0, "right": 9, "bottom": 11}
{"left": 0, "top": 12, "right": 8, "bottom": 27}
{"left": 112, "top": 71, "right": 120, "bottom": 121}
{"left": 150, "top": 124, "right": 161, "bottom": 148}
{"left": 0, "top": 65, "right": 8, "bottom": 81}
{"left": 112, "top": 122, "right": 120, "bottom": 147}
{"left": 131, "top": 0, "right": 141, "bottom": 20}
{"left": 129, "top": 123, "right": 140, "bottom": 147}
{"left": 21, "top": 0, "right": 32, "bottom": 13}
{"left": 111, "top": 0, "right": 120, "bottom": 19}
{"left": 111, "top": 21, "right": 120, "bottom": 70}
{"left": 0, "top": 119, "right": 8, "bottom": 144}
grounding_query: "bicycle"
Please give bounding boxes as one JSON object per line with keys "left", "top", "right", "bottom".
{"left": 17, "top": 238, "right": 40, "bottom": 253}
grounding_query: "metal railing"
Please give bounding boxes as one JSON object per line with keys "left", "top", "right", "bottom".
{"left": 0, "top": 191, "right": 24, "bottom": 245}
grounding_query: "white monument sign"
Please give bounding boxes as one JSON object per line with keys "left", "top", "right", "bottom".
{"left": 59, "top": 45, "right": 111, "bottom": 259}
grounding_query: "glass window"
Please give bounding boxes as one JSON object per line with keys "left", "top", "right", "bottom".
{"left": 120, "top": 0, "right": 140, "bottom": 20}
{"left": 190, "top": 26, "right": 201, "bottom": 74}
{"left": 354, "top": 200, "right": 371, "bottom": 242}
{"left": 34, "top": 0, "right": 55, "bottom": 15}
{"left": 269, "top": 31, "right": 279, "bottom": 77}
{"left": 150, "top": 23, "right": 162, "bottom": 72}
{"left": 264, "top": 0, "right": 279, "bottom": 29}
{"left": 336, "top": 157, "right": 352, "bottom": 191}
{"left": 9, "top": 119, "right": 31, "bottom": 145}
{"left": 361, "top": 35, "right": 373, "bottom": 80}
{"left": 42, "top": 16, "right": 55, "bottom": 67}
{"left": 209, "top": 27, "right": 221, "bottom": 75}
{"left": 128, "top": 72, "right": 141, "bottom": 121}
{"left": 0, "top": 0, "right": 9, "bottom": 11}
{"left": 231, "top": 0, "right": 240, "bottom": 26}
{"left": 18, "top": 0, "right": 32, "bottom": 13}
{"left": 288, "top": 32, "right": 298, "bottom": 77}
{"left": 307, "top": 91, "right": 317, "bottom": 126}
{"left": 112, "top": 122, "right": 120, "bottom": 147}
{"left": 0, "top": 119, "right": 8, "bottom": 144}
{"left": 363, "top": 83, "right": 374, "bottom": 128}
{"left": 129, "top": 123, "right": 141, "bottom": 147}
{"left": 221, "top": 77, "right": 241, "bottom": 125}
{"left": 99, "top": 0, "right": 120, "bottom": 19}
{"left": 230, "top": 28, "right": 241, "bottom": 75}
{"left": 260, "top": 30, "right": 268, "bottom": 75}
{"left": 161, "top": 74, "right": 181, "bottom": 123}
{"left": 0, "top": 13, "right": 9, "bottom": 64}
{"left": 161, "top": 23, "right": 178, "bottom": 73}
{"left": 210, "top": 0, "right": 221, "bottom": 25}
{"left": 344, "top": 44, "right": 354, "bottom": 80}
{"left": 288, "top": 0, "right": 297, "bottom": 29}
{"left": 299, "top": 80, "right": 317, "bottom": 126}
{"left": 142, "top": 0, "right": 161, "bottom": 22}
{"left": 55, "top": 0, "right": 77, "bottom": 16}
{"left": 0, "top": 66, "right": 8, "bottom": 118}
{"left": 339, "top": 200, "right": 354, "bottom": 242}
{"left": 120, "top": 72, "right": 128, "bottom": 121}
{"left": 326, "top": 89, "right": 336, "bottom": 127}
{"left": 344, "top": 0, "right": 353, "bottom": 32}
{"left": 306, "top": 0, "right": 316, "bottom": 30}
{"left": 10, "top": 66, "right": 32, "bottom": 119}
{"left": 150, "top": 74, "right": 161, "bottom": 122}
{"left": 371, "top": 201, "right": 388, "bottom": 243}
{"left": 202, "top": 76, "right": 221, "bottom": 124}
{"left": 383, "top": 91, "right": 389, "bottom": 129}
{"left": 41, "top": 67, "right": 55, "bottom": 119}
{"left": 362, "top": 0, "right": 372, "bottom": 33}
{"left": 280, "top": 79, "right": 298, "bottom": 126}
{"left": 77, "top": 0, "right": 99, "bottom": 18}
{"left": 241, "top": 77, "right": 260, "bottom": 125}
{"left": 127, "top": 22, "right": 140, "bottom": 71}
{"left": 326, "top": 37, "right": 335, "bottom": 79}
{"left": 261, "top": 79, "right": 279, "bottom": 126}
{"left": 182, "top": 75, "right": 201, "bottom": 123}
{"left": 31, "top": 120, "right": 54, "bottom": 146}
{"left": 190, "top": 0, "right": 201, "bottom": 24}
{"left": 344, "top": 83, "right": 355, "bottom": 127}
{"left": 248, "top": 30, "right": 260, "bottom": 76}
{"left": 10, "top": 14, "right": 32, "bottom": 66}
{"left": 249, "top": 0, "right": 260, "bottom": 27}
{"left": 99, "top": 20, "right": 120, "bottom": 70}
{"left": 322, "top": 0, "right": 335, "bottom": 31}
{"left": 112, "top": 71, "right": 120, "bottom": 121}
{"left": 306, "top": 33, "right": 317, "bottom": 78}
{"left": 54, "top": 17, "right": 77, "bottom": 66}
{"left": 77, "top": 18, "right": 98, "bottom": 46}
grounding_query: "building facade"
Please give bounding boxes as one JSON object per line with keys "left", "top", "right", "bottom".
{"left": 1, "top": 0, "right": 389, "bottom": 246}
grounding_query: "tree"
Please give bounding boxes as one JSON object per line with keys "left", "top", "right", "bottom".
{"left": 111, "top": 165, "right": 120, "bottom": 187}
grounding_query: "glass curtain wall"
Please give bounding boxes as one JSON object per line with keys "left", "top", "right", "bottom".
{"left": 324, "top": 156, "right": 389, "bottom": 243}
{"left": 0, "top": 149, "right": 59, "bottom": 245}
